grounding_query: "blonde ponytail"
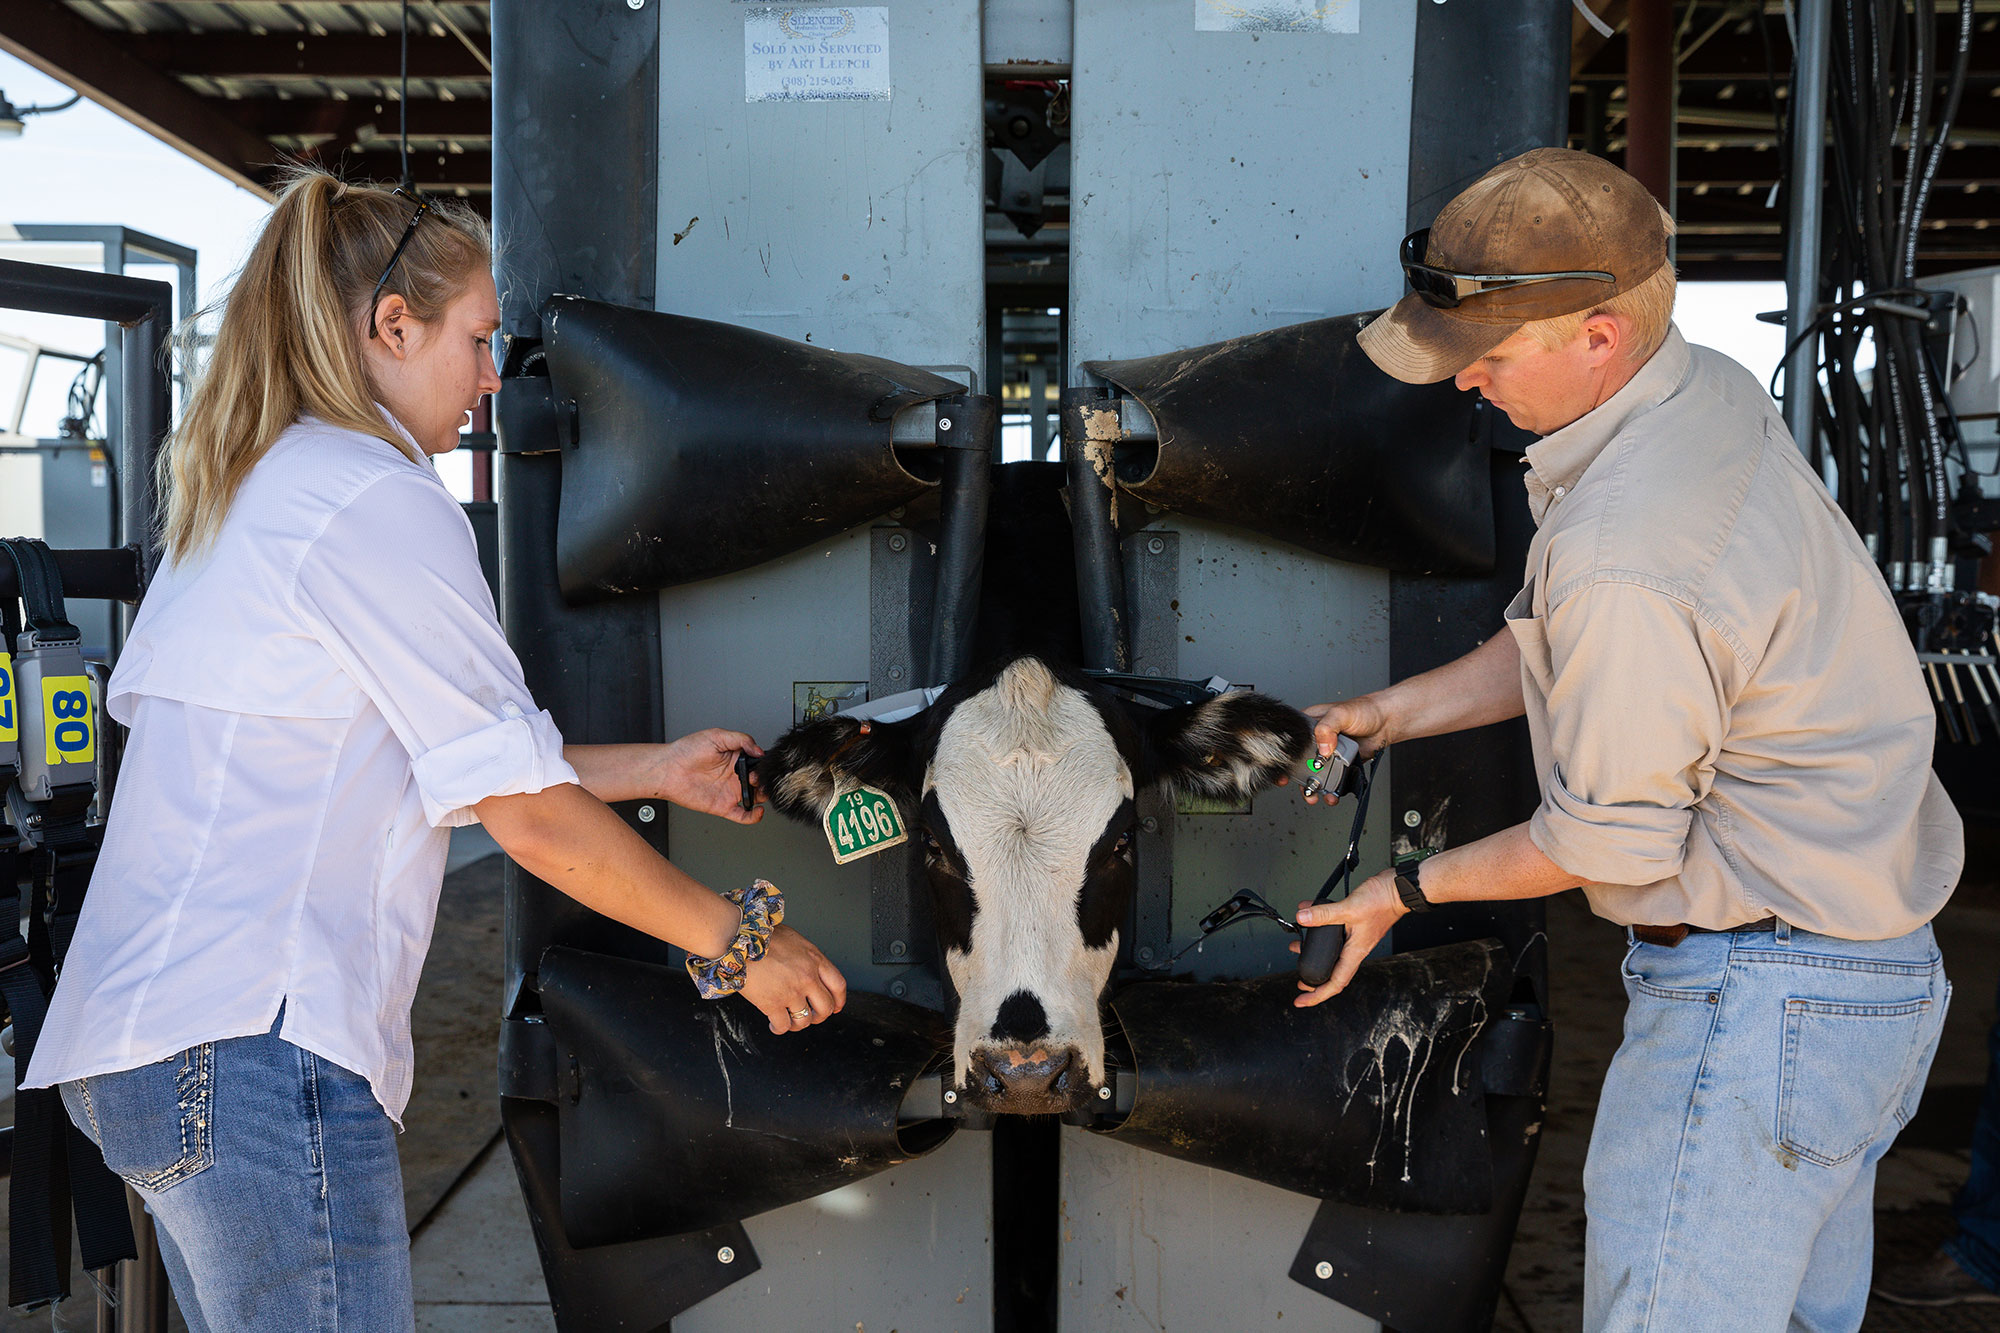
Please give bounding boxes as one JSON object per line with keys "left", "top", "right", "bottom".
{"left": 157, "top": 167, "right": 491, "bottom": 560}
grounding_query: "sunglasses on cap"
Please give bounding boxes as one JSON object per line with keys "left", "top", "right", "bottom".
{"left": 1399, "top": 228, "right": 1614, "bottom": 310}
{"left": 367, "top": 186, "right": 432, "bottom": 339}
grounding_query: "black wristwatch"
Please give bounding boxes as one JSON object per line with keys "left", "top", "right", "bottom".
{"left": 1393, "top": 860, "right": 1432, "bottom": 914}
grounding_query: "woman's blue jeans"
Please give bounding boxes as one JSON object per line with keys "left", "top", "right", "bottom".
{"left": 58, "top": 1018, "right": 413, "bottom": 1333}
{"left": 1585, "top": 920, "right": 1949, "bottom": 1333}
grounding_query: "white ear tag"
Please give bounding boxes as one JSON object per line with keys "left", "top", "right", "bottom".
{"left": 822, "top": 784, "right": 908, "bottom": 864}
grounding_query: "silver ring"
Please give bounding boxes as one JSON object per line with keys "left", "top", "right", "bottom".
{"left": 789, "top": 1007, "right": 811, "bottom": 1020}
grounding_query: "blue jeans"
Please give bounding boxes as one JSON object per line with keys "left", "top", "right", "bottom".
{"left": 58, "top": 1019, "right": 412, "bottom": 1333}
{"left": 1584, "top": 920, "right": 1948, "bottom": 1333}
{"left": 1944, "top": 970, "right": 2000, "bottom": 1290}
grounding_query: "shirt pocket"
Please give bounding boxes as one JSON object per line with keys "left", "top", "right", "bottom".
{"left": 1776, "top": 992, "right": 1938, "bottom": 1168}
{"left": 1504, "top": 578, "right": 1553, "bottom": 698}
{"left": 69, "top": 1044, "right": 216, "bottom": 1193}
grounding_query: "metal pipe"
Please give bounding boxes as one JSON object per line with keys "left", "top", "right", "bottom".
{"left": 1625, "top": 0, "right": 1677, "bottom": 209}
{"left": 1060, "top": 387, "right": 1130, "bottom": 672}
{"left": 1783, "top": 0, "right": 1835, "bottom": 456}
{"left": 114, "top": 1187, "right": 168, "bottom": 1333}
{"left": 925, "top": 393, "right": 996, "bottom": 687}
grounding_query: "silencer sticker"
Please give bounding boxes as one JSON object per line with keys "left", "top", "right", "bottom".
{"left": 745, "top": 8, "right": 891, "bottom": 103}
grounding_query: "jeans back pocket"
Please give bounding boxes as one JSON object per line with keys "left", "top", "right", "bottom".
{"left": 1777, "top": 996, "right": 1933, "bottom": 1168}
{"left": 72, "top": 1044, "right": 216, "bottom": 1192}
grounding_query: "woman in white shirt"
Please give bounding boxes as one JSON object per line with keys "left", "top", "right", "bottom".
{"left": 23, "top": 170, "right": 846, "bottom": 1332}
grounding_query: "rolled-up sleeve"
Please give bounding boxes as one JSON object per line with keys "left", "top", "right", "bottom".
{"left": 292, "top": 470, "right": 580, "bottom": 827}
{"left": 1526, "top": 578, "right": 1736, "bottom": 886}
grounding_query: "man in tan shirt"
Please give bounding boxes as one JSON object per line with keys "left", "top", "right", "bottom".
{"left": 1298, "top": 148, "right": 1963, "bottom": 1332}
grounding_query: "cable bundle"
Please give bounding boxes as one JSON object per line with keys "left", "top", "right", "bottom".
{"left": 1790, "top": 0, "right": 1974, "bottom": 594}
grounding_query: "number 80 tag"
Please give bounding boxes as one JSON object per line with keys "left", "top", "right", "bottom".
{"left": 41, "top": 674, "right": 95, "bottom": 765}
{"left": 822, "top": 784, "right": 908, "bottom": 865}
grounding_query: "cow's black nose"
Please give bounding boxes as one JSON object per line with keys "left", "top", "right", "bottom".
{"left": 965, "top": 1045, "right": 1085, "bottom": 1114}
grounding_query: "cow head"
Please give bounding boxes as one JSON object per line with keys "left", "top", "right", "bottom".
{"left": 758, "top": 655, "right": 1311, "bottom": 1114}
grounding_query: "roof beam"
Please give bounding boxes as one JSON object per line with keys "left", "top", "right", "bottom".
{"left": 236, "top": 96, "right": 492, "bottom": 142}
{"left": 307, "top": 145, "right": 492, "bottom": 191}
{"left": 0, "top": 0, "right": 280, "bottom": 196}
{"left": 117, "top": 31, "right": 488, "bottom": 81}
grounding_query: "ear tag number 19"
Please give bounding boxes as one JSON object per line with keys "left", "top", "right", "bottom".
{"left": 823, "top": 784, "right": 907, "bottom": 865}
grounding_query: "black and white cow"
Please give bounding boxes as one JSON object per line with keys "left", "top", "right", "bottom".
{"left": 758, "top": 653, "right": 1309, "bottom": 1115}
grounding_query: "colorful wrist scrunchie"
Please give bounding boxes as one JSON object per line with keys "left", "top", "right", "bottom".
{"left": 685, "top": 879, "right": 785, "bottom": 999}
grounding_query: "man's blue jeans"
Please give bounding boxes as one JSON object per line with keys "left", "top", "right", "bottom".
{"left": 58, "top": 1018, "right": 412, "bottom": 1333}
{"left": 1585, "top": 920, "right": 1948, "bottom": 1333}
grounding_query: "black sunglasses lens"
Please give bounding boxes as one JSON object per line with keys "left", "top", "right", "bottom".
{"left": 1404, "top": 265, "right": 1459, "bottom": 308}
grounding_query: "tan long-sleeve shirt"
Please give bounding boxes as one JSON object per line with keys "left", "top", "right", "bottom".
{"left": 1507, "top": 325, "right": 1962, "bottom": 938}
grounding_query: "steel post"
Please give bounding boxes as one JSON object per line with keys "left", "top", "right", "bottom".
{"left": 1783, "top": 0, "right": 1835, "bottom": 456}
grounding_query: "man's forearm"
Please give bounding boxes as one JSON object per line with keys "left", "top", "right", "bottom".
{"left": 1376, "top": 631, "right": 1526, "bottom": 744}
{"left": 1419, "top": 821, "right": 1579, "bottom": 905}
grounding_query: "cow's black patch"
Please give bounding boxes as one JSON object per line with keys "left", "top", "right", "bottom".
{"left": 1076, "top": 798, "right": 1135, "bottom": 951}
{"left": 920, "top": 790, "right": 977, "bottom": 956}
{"left": 989, "top": 990, "right": 1051, "bottom": 1044}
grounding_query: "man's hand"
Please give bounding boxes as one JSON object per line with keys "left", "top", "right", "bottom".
{"left": 739, "top": 925, "right": 849, "bottom": 1034}
{"left": 1299, "top": 695, "right": 1393, "bottom": 806}
{"left": 1290, "top": 869, "right": 1406, "bottom": 1003}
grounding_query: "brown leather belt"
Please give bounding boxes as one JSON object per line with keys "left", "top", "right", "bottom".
{"left": 1630, "top": 917, "right": 1779, "bottom": 948}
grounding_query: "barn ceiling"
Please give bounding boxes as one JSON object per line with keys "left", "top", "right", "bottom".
{"left": 3, "top": 2, "right": 1996, "bottom": 280}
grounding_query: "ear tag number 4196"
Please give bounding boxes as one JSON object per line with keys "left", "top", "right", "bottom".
{"left": 823, "top": 785, "right": 907, "bottom": 865}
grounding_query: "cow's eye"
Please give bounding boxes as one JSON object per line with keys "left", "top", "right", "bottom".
{"left": 1111, "top": 831, "right": 1133, "bottom": 858}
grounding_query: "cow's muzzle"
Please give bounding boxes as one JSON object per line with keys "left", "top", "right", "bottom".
{"left": 964, "top": 1044, "right": 1087, "bottom": 1114}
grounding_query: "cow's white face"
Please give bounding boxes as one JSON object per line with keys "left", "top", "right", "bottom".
{"left": 924, "top": 660, "right": 1132, "bottom": 1104}
{"left": 760, "top": 654, "right": 1311, "bottom": 1115}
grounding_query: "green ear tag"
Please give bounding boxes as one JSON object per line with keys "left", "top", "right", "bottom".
{"left": 823, "top": 784, "right": 908, "bottom": 865}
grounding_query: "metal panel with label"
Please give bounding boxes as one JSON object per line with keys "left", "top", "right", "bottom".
{"left": 653, "top": 4, "right": 992, "bottom": 1329}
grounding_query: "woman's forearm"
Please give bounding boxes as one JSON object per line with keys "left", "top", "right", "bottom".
{"left": 475, "top": 783, "right": 740, "bottom": 956}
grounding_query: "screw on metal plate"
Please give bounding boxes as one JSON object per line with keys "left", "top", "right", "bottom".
{"left": 1403, "top": 809, "right": 1422, "bottom": 828}
{"left": 943, "top": 1089, "right": 958, "bottom": 1104}
{"left": 1315, "top": 1261, "right": 1334, "bottom": 1280}
{"left": 716, "top": 1246, "right": 735, "bottom": 1264}
{"left": 1136, "top": 946, "right": 1155, "bottom": 963}
{"left": 627, "top": 0, "right": 645, "bottom": 8}
{"left": 887, "top": 532, "right": 908, "bottom": 552}
{"left": 889, "top": 939, "right": 908, "bottom": 957}
{"left": 938, "top": 417, "right": 954, "bottom": 431}
{"left": 1097, "top": 1085, "right": 1112, "bottom": 1100}
{"left": 889, "top": 980, "right": 908, "bottom": 998}
{"left": 888, "top": 665, "right": 905, "bottom": 682}
{"left": 1140, "top": 816, "right": 1159, "bottom": 834}
{"left": 1146, "top": 536, "right": 1165, "bottom": 555}
{"left": 636, "top": 804, "right": 657, "bottom": 823}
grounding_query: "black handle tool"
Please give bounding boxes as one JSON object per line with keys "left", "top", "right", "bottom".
{"left": 1296, "top": 740, "right": 1378, "bottom": 990}
{"left": 734, "top": 751, "right": 759, "bottom": 812}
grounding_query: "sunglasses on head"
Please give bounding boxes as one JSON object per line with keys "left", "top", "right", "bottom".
{"left": 367, "top": 186, "right": 432, "bottom": 339}
{"left": 1399, "top": 227, "right": 1614, "bottom": 309}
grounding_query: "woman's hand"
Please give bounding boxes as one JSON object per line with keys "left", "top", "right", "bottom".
{"left": 1289, "top": 869, "right": 1406, "bottom": 1004}
{"left": 739, "top": 926, "right": 849, "bottom": 1034}
{"left": 652, "top": 729, "right": 765, "bottom": 823}
{"left": 1299, "top": 695, "right": 1393, "bottom": 806}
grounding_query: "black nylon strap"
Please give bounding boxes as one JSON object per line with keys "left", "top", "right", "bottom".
{"left": 0, "top": 541, "right": 77, "bottom": 641}
{"left": 0, "top": 866, "right": 69, "bottom": 1307}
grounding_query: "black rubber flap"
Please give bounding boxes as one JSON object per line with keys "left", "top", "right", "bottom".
{"left": 541, "top": 295, "right": 960, "bottom": 601}
{"left": 1085, "top": 313, "right": 1494, "bottom": 575}
{"left": 1100, "top": 940, "right": 1508, "bottom": 1212}
{"left": 539, "top": 946, "right": 956, "bottom": 1248}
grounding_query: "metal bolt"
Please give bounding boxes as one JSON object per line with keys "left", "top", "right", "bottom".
{"left": 1140, "top": 816, "right": 1159, "bottom": 834}
{"left": 1097, "top": 1085, "right": 1112, "bottom": 1101}
{"left": 1315, "top": 1261, "right": 1333, "bottom": 1280}
{"left": 888, "top": 665, "right": 905, "bottom": 682}
{"left": 943, "top": 1089, "right": 958, "bottom": 1104}
{"left": 717, "top": 1246, "right": 735, "bottom": 1264}
{"left": 1137, "top": 946, "right": 1155, "bottom": 963}
{"left": 636, "top": 804, "right": 656, "bottom": 824}
{"left": 889, "top": 939, "right": 908, "bottom": 957}
{"left": 888, "top": 533, "right": 908, "bottom": 552}
{"left": 627, "top": 0, "right": 644, "bottom": 8}
{"left": 1146, "top": 536, "right": 1165, "bottom": 555}
{"left": 938, "top": 417, "right": 953, "bottom": 431}
{"left": 889, "top": 980, "right": 908, "bottom": 998}
{"left": 1403, "top": 809, "right": 1422, "bottom": 828}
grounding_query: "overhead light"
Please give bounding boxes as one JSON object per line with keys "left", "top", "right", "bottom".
{"left": 0, "top": 88, "right": 82, "bottom": 140}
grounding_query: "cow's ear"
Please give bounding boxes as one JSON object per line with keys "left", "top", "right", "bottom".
{"left": 756, "top": 714, "right": 919, "bottom": 822}
{"left": 1137, "top": 691, "right": 1313, "bottom": 804}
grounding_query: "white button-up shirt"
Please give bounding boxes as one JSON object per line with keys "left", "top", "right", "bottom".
{"left": 25, "top": 413, "right": 577, "bottom": 1122}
